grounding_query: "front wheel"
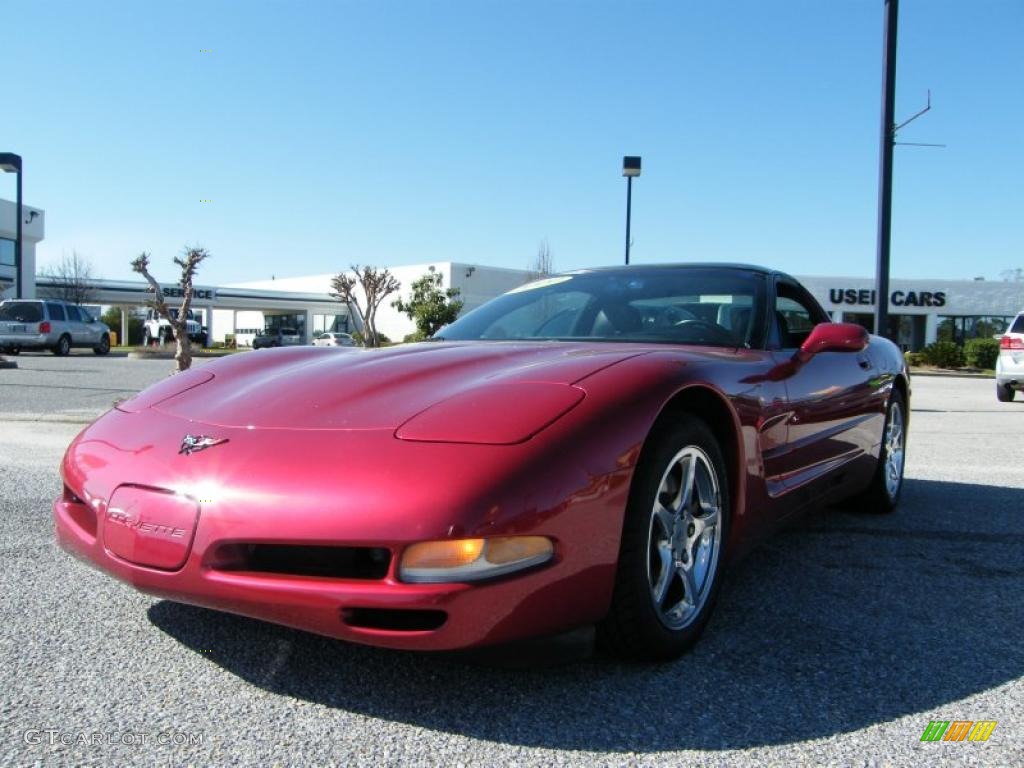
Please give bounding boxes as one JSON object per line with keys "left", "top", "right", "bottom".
{"left": 93, "top": 334, "right": 110, "bottom": 355}
{"left": 598, "top": 415, "right": 729, "bottom": 661}
{"left": 851, "top": 389, "right": 907, "bottom": 513}
{"left": 997, "top": 382, "right": 1015, "bottom": 402}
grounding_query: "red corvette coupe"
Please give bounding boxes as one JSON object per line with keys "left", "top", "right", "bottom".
{"left": 55, "top": 265, "right": 908, "bottom": 660}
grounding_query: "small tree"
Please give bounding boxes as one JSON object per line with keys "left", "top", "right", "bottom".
{"left": 131, "top": 246, "right": 210, "bottom": 372}
{"left": 531, "top": 238, "right": 554, "bottom": 277}
{"left": 38, "top": 251, "right": 98, "bottom": 305}
{"left": 392, "top": 266, "right": 464, "bottom": 340}
{"left": 330, "top": 265, "right": 400, "bottom": 348}
{"left": 1000, "top": 267, "right": 1024, "bottom": 282}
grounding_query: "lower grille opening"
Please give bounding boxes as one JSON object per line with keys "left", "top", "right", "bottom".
{"left": 211, "top": 543, "right": 390, "bottom": 580}
{"left": 342, "top": 607, "right": 447, "bottom": 632}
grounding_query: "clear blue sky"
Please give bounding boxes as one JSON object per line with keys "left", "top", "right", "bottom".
{"left": 4, "top": 0, "right": 1022, "bottom": 286}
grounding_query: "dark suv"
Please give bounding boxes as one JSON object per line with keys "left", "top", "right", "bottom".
{"left": 0, "top": 299, "right": 111, "bottom": 356}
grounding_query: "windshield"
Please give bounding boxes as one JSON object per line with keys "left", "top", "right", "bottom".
{"left": 0, "top": 302, "right": 43, "bottom": 323}
{"left": 439, "top": 268, "right": 767, "bottom": 347}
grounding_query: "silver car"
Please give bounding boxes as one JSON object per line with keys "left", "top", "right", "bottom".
{"left": 0, "top": 299, "right": 112, "bottom": 356}
{"left": 312, "top": 332, "right": 355, "bottom": 347}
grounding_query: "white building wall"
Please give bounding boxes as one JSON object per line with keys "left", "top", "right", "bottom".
{"left": 0, "top": 198, "right": 45, "bottom": 300}
{"left": 231, "top": 263, "right": 536, "bottom": 341}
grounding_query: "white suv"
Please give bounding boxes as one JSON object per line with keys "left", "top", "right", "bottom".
{"left": 996, "top": 312, "right": 1024, "bottom": 402}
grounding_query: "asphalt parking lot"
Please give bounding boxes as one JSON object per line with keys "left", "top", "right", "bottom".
{"left": 1, "top": 354, "right": 1022, "bottom": 766}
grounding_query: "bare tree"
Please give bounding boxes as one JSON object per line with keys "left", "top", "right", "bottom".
{"left": 131, "top": 247, "right": 210, "bottom": 372}
{"left": 531, "top": 238, "right": 554, "bottom": 277}
{"left": 38, "top": 251, "right": 98, "bottom": 305}
{"left": 1000, "top": 268, "right": 1024, "bottom": 282}
{"left": 330, "top": 265, "right": 400, "bottom": 348}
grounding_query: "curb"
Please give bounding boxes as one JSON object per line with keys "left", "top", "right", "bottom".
{"left": 909, "top": 368, "right": 994, "bottom": 380}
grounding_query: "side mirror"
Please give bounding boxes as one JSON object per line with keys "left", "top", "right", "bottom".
{"left": 796, "top": 322, "right": 868, "bottom": 363}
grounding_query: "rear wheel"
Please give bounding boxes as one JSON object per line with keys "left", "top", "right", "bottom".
{"left": 52, "top": 334, "right": 71, "bottom": 356}
{"left": 599, "top": 415, "right": 729, "bottom": 661}
{"left": 2, "top": 346, "right": 18, "bottom": 356}
{"left": 997, "top": 382, "right": 1015, "bottom": 402}
{"left": 93, "top": 334, "right": 110, "bottom": 355}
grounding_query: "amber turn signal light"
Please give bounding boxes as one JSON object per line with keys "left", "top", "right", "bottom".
{"left": 399, "top": 536, "right": 554, "bottom": 583}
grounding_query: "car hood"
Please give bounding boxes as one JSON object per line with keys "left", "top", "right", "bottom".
{"left": 149, "top": 342, "right": 649, "bottom": 431}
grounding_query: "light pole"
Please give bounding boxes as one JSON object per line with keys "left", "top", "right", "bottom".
{"left": 874, "top": 0, "right": 898, "bottom": 340}
{"left": 0, "top": 153, "right": 23, "bottom": 299}
{"left": 622, "top": 155, "right": 641, "bottom": 265}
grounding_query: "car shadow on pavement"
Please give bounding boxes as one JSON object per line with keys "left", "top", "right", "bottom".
{"left": 148, "top": 477, "right": 1024, "bottom": 752}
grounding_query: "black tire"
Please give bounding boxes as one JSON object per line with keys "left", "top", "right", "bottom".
{"left": 52, "top": 335, "right": 71, "bottom": 356}
{"left": 849, "top": 389, "right": 907, "bottom": 513}
{"left": 598, "top": 415, "right": 730, "bottom": 661}
{"left": 93, "top": 334, "right": 110, "bottom": 356}
{"left": 143, "top": 329, "right": 152, "bottom": 347}
{"left": 997, "top": 383, "right": 1015, "bottom": 402}
{"left": 3, "top": 346, "right": 19, "bottom": 356}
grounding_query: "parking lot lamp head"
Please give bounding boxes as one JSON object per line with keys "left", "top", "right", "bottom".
{"left": 622, "top": 156, "right": 641, "bottom": 266}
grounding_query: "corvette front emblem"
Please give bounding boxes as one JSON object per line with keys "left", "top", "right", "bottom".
{"left": 179, "top": 434, "right": 229, "bottom": 455}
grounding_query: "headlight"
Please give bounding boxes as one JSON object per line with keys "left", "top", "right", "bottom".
{"left": 394, "top": 382, "right": 584, "bottom": 444}
{"left": 398, "top": 536, "right": 554, "bottom": 583}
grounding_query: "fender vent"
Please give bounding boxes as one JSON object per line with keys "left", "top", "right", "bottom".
{"left": 341, "top": 607, "right": 447, "bottom": 632}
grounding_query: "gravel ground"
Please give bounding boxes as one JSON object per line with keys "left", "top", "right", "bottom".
{"left": 1, "top": 357, "right": 1022, "bottom": 766}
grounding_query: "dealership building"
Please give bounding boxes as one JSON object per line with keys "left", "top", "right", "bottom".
{"left": 237, "top": 265, "right": 1024, "bottom": 350}
{"left": 3, "top": 195, "right": 1021, "bottom": 350}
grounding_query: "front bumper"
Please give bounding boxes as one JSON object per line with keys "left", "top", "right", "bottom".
{"left": 54, "top": 407, "right": 627, "bottom": 650}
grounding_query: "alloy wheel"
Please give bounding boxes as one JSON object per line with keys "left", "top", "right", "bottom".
{"left": 884, "top": 401, "right": 905, "bottom": 499}
{"left": 646, "top": 445, "right": 723, "bottom": 630}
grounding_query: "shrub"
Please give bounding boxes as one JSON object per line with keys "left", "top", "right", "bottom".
{"left": 100, "top": 306, "right": 144, "bottom": 345}
{"left": 963, "top": 338, "right": 1000, "bottom": 370}
{"left": 922, "top": 341, "right": 964, "bottom": 369}
{"left": 350, "top": 330, "right": 392, "bottom": 347}
{"left": 904, "top": 351, "right": 926, "bottom": 367}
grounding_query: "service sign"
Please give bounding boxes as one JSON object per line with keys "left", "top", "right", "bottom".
{"left": 161, "top": 286, "right": 217, "bottom": 301}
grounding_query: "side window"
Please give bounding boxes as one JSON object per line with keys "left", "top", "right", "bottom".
{"left": 1012, "top": 314, "right": 1024, "bottom": 334}
{"left": 774, "top": 283, "right": 825, "bottom": 349}
{"left": 66, "top": 305, "right": 82, "bottom": 322}
{"left": 46, "top": 302, "right": 67, "bottom": 322}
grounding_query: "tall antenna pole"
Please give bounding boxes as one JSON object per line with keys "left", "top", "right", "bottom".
{"left": 874, "top": 0, "right": 899, "bottom": 340}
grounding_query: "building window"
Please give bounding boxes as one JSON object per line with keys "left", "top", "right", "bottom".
{"left": 312, "top": 313, "right": 349, "bottom": 334}
{"left": 0, "top": 238, "right": 14, "bottom": 267}
{"left": 937, "top": 316, "right": 1013, "bottom": 346}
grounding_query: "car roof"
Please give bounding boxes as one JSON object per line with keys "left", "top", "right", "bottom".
{"left": 562, "top": 262, "right": 786, "bottom": 278}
